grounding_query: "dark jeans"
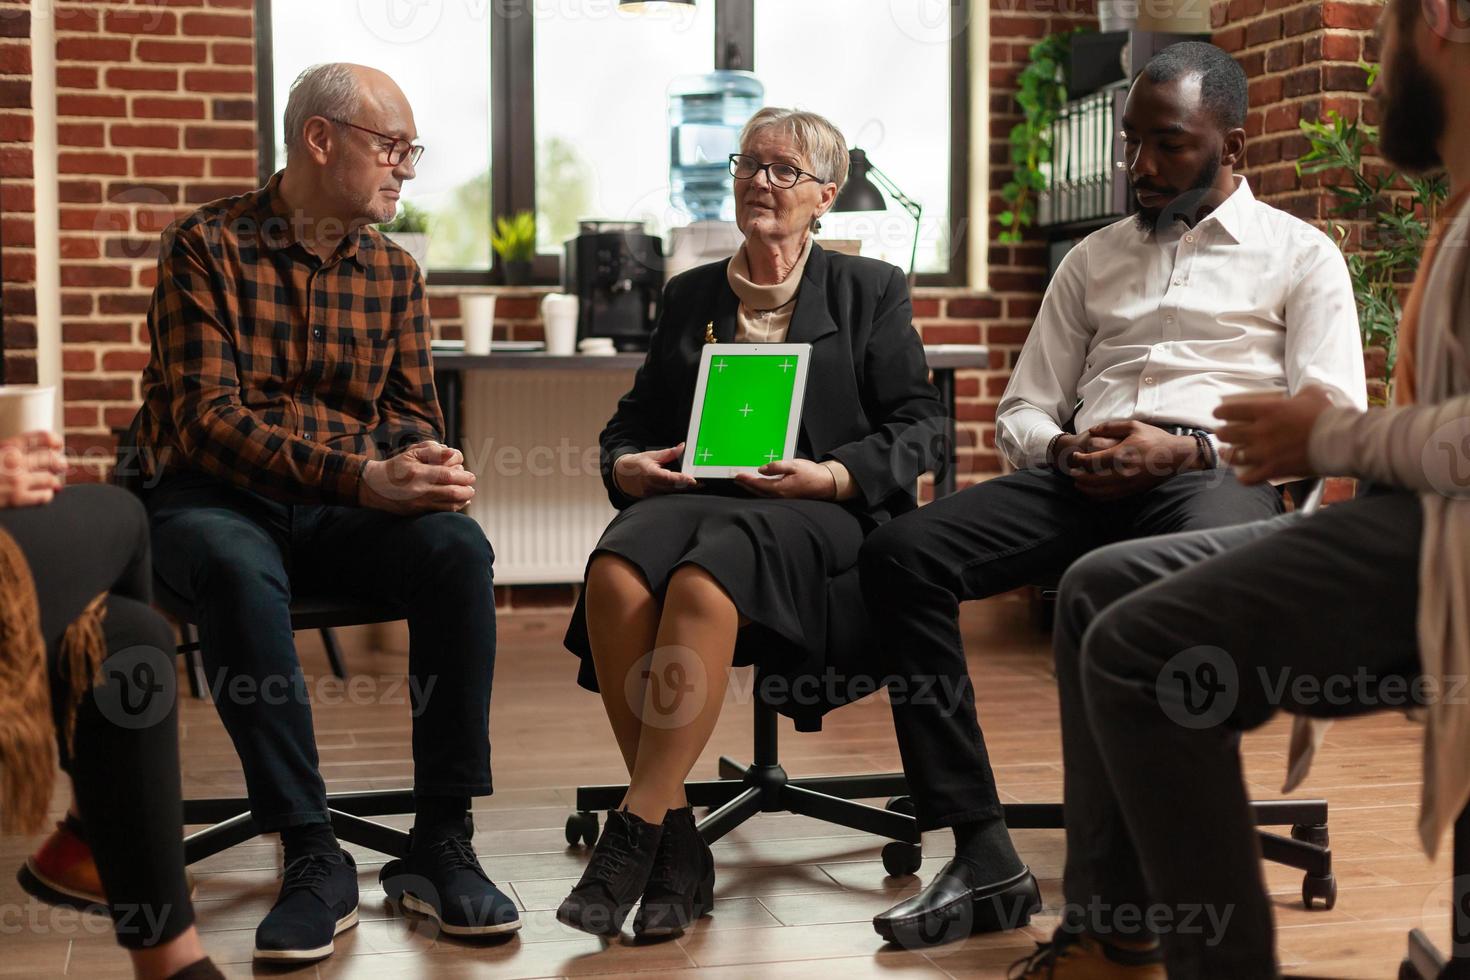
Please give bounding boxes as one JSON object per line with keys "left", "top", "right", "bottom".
{"left": 1057, "top": 490, "right": 1422, "bottom": 977}
{"left": 146, "top": 473, "right": 497, "bottom": 830}
{"left": 858, "top": 466, "right": 1283, "bottom": 830}
{"left": 0, "top": 484, "right": 193, "bottom": 949}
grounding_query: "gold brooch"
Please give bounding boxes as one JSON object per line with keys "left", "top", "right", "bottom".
{"left": 704, "top": 321, "right": 716, "bottom": 344}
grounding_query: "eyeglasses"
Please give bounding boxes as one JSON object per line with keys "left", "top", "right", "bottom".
{"left": 328, "top": 117, "right": 425, "bottom": 168}
{"left": 728, "top": 153, "right": 826, "bottom": 189}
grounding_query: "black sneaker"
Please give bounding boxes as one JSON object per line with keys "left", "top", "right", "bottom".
{"left": 379, "top": 822, "right": 521, "bottom": 938}
{"left": 633, "top": 806, "right": 715, "bottom": 941}
{"left": 556, "top": 809, "right": 663, "bottom": 937}
{"left": 253, "top": 849, "right": 359, "bottom": 962}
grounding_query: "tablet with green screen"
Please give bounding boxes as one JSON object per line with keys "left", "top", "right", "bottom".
{"left": 680, "top": 343, "right": 811, "bottom": 478}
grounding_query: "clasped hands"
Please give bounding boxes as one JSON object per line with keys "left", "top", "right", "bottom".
{"left": 613, "top": 442, "right": 836, "bottom": 501}
{"left": 360, "top": 440, "right": 475, "bottom": 514}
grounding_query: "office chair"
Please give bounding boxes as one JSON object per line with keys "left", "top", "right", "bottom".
{"left": 152, "top": 573, "right": 417, "bottom": 864}
{"left": 1400, "top": 806, "right": 1470, "bottom": 978}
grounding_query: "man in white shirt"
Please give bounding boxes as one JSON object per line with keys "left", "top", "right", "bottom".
{"left": 864, "top": 41, "right": 1366, "bottom": 955}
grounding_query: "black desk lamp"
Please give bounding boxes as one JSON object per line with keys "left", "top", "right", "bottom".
{"left": 832, "top": 148, "right": 924, "bottom": 281}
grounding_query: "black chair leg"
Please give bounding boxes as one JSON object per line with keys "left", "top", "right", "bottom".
{"left": 319, "top": 627, "right": 348, "bottom": 680}
{"left": 698, "top": 786, "right": 764, "bottom": 843}
{"left": 185, "top": 625, "right": 207, "bottom": 701}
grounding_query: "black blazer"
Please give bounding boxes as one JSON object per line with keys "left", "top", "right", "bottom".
{"left": 599, "top": 243, "right": 946, "bottom": 526}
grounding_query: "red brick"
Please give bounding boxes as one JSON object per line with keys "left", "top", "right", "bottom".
{"left": 59, "top": 207, "right": 131, "bottom": 233}
{"left": 923, "top": 324, "right": 981, "bottom": 345}
{"left": 104, "top": 67, "right": 179, "bottom": 91}
{"left": 209, "top": 155, "right": 255, "bottom": 178}
{"left": 946, "top": 296, "right": 1002, "bottom": 319}
{"left": 57, "top": 94, "right": 127, "bottom": 117}
{"left": 1226, "top": 0, "right": 1264, "bottom": 19}
{"left": 62, "top": 321, "right": 133, "bottom": 343}
{"left": 1284, "top": 3, "right": 1324, "bottom": 34}
{"left": 56, "top": 66, "right": 98, "bottom": 89}
{"left": 1266, "top": 104, "right": 1301, "bottom": 132}
{"left": 134, "top": 154, "right": 204, "bottom": 177}
{"left": 1, "top": 248, "right": 34, "bottom": 282}
{"left": 110, "top": 123, "right": 180, "bottom": 148}
{"left": 1323, "top": 64, "right": 1369, "bottom": 91}
{"left": 58, "top": 179, "right": 103, "bottom": 203}
{"left": 63, "top": 378, "right": 134, "bottom": 402}
{"left": 59, "top": 236, "right": 101, "bottom": 259}
{"left": 1284, "top": 66, "right": 1323, "bottom": 97}
{"left": 56, "top": 37, "right": 133, "bottom": 61}
{"left": 61, "top": 293, "right": 93, "bottom": 316}
{"left": 211, "top": 98, "right": 253, "bottom": 121}
{"left": 211, "top": 41, "right": 253, "bottom": 65}
{"left": 0, "top": 217, "right": 31, "bottom": 247}
{"left": 1322, "top": 1, "right": 1380, "bottom": 29}
{"left": 63, "top": 349, "right": 96, "bottom": 372}
{"left": 133, "top": 96, "right": 207, "bottom": 119}
{"left": 66, "top": 405, "right": 101, "bottom": 429}
{"left": 0, "top": 41, "right": 29, "bottom": 73}
{"left": 99, "top": 293, "right": 150, "bottom": 315}
{"left": 1245, "top": 15, "right": 1283, "bottom": 45}
{"left": 53, "top": 6, "right": 101, "bottom": 33}
{"left": 108, "top": 180, "right": 181, "bottom": 204}
{"left": 1322, "top": 32, "right": 1361, "bottom": 61}
{"left": 137, "top": 39, "right": 207, "bottom": 63}
{"left": 104, "top": 406, "right": 140, "bottom": 430}
{"left": 206, "top": 0, "right": 255, "bottom": 8}
{"left": 181, "top": 12, "right": 252, "bottom": 36}
{"left": 0, "top": 112, "right": 31, "bottom": 142}
{"left": 0, "top": 182, "right": 33, "bottom": 212}
{"left": 0, "top": 10, "right": 29, "bottom": 40}
{"left": 1214, "top": 26, "right": 1245, "bottom": 52}
{"left": 102, "top": 350, "right": 151, "bottom": 371}
{"left": 0, "top": 78, "right": 29, "bottom": 109}
{"left": 184, "top": 124, "right": 253, "bottom": 150}
{"left": 0, "top": 145, "right": 31, "bottom": 177}
{"left": 987, "top": 324, "right": 1032, "bottom": 345}
{"left": 106, "top": 236, "right": 162, "bottom": 260}
{"left": 183, "top": 69, "right": 253, "bottom": 93}
{"left": 60, "top": 264, "right": 133, "bottom": 288}
{"left": 59, "top": 151, "right": 128, "bottom": 176}
{"left": 1266, "top": 39, "right": 1304, "bottom": 71}
{"left": 103, "top": 9, "right": 178, "bottom": 35}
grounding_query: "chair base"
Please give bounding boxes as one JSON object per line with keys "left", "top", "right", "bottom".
{"left": 183, "top": 789, "right": 414, "bottom": 864}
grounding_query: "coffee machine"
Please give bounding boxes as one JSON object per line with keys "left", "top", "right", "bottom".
{"left": 562, "top": 221, "right": 664, "bottom": 351}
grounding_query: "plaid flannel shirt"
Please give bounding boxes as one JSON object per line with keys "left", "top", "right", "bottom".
{"left": 136, "top": 171, "right": 444, "bottom": 505}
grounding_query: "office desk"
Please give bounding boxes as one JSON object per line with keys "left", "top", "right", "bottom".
{"left": 432, "top": 343, "right": 989, "bottom": 499}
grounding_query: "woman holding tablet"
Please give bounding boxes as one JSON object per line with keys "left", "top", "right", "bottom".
{"left": 558, "top": 107, "right": 945, "bottom": 940}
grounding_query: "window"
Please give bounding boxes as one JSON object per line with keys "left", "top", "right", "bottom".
{"left": 258, "top": 0, "right": 970, "bottom": 285}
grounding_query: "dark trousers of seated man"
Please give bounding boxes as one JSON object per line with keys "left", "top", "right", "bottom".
{"left": 859, "top": 465, "right": 1283, "bottom": 833}
{"left": 146, "top": 472, "right": 497, "bottom": 832}
{"left": 1054, "top": 488, "right": 1421, "bottom": 977}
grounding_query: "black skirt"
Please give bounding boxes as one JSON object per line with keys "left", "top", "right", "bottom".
{"left": 563, "top": 492, "right": 867, "bottom": 693}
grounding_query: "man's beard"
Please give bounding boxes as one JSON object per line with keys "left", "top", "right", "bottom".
{"left": 1378, "top": 40, "right": 1447, "bottom": 174}
{"left": 1132, "top": 154, "right": 1222, "bottom": 234}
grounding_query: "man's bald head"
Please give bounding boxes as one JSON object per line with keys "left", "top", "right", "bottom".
{"left": 283, "top": 63, "right": 414, "bottom": 160}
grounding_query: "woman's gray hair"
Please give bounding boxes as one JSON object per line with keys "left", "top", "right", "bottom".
{"left": 283, "top": 63, "right": 362, "bottom": 159}
{"left": 738, "top": 107, "right": 849, "bottom": 194}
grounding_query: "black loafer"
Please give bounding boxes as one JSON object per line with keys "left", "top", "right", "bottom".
{"left": 873, "top": 860, "right": 1040, "bottom": 949}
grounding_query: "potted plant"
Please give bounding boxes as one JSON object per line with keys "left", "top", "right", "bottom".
{"left": 377, "top": 200, "right": 431, "bottom": 274}
{"left": 492, "top": 210, "right": 537, "bottom": 286}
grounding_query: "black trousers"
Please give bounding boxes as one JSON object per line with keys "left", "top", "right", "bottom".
{"left": 0, "top": 484, "right": 193, "bottom": 949}
{"left": 858, "top": 466, "right": 1283, "bottom": 831}
{"left": 146, "top": 473, "right": 497, "bottom": 830}
{"left": 1057, "top": 490, "right": 1422, "bottom": 977}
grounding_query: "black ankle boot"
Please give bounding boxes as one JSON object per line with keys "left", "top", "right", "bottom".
{"left": 556, "top": 809, "right": 663, "bottom": 937}
{"left": 633, "top": 806, "right": 715, "bottom": 941}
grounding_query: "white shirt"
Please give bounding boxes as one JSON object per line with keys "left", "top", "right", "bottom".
{"left": 996, "top": 176, "right": 1367, "bottom": 469}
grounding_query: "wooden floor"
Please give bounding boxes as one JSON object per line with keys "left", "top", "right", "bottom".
{"left": 0, "top": 599, "right": 1451, "bottom": 978}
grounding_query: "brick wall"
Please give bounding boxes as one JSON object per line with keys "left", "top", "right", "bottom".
{"left": 0, "top": 1, "right": 34, "bottom": 386}
{"left": 0, "top": 0, "right": 1382, "bottom": 493}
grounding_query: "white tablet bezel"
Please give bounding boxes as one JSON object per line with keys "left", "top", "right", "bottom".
{"left": 680, "top": 343, "right": 812, "bottom": 478}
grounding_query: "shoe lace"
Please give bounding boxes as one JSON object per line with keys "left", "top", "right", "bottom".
{"left": 431, "top": 834, "right": 489, "bottom": 881}
{"left": 1006, "top": 938, "right": 1075, "bottom": 979}
{"left": 587, "top": 825, "right": 638, "bottom": 886}
{"left": 280, "top": 853, "right": 340, "bottom": 897}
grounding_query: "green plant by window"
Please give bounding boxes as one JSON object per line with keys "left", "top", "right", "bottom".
{"left": 998, "top": 27, "right": 1085, "bottom": 244}
{"left": 376, "top": 200, "right": 430, "bottom": 235}
{"left": 491, "top": 210, "right": 537, "bottom": 264}
{"left": 1296, "top": 64, "right": 1448, "bottom": 390}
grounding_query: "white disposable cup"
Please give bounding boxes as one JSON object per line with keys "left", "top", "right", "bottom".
{"left": 541, "top": 293, "right": 579, "bottom": 356}
{"left": 0, "top": 385, "right": 56, "bottom": 440}
{"left": 462, "top": 295, "right": 496, "bottom": 355}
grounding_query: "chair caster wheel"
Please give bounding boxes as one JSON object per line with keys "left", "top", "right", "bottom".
{"left": 565, "top": 810, "right": 599, "bottom": 847}
{"left": 1302, "top": 871, "right": 1336, "bottom": 910}
{"left": 1291, "top": 822, "right": 1329, "bottom": 847}
{"left": 882, "top": 841, "right": 922, "bottom": 877}
{"left": 885, "top": 796, "right": 916, "bottom": 816}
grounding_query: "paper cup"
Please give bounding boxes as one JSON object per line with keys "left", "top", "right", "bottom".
{"left": 462, "top": 295, "right": 495, "bottom": 355}
{"left": 541, "top": 293, "right": 579, "bottom": 356}
{"left": 0, "top": 385, "right": 56, "bottom": 440}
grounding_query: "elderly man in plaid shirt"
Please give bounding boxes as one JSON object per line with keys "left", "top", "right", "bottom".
{"left": 131, "top": 63, "right": 516, "bottom": 961}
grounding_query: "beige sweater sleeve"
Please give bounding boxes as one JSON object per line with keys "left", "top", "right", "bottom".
{"left": 1308, "top": 395, "right": 1470, "bottom": 494}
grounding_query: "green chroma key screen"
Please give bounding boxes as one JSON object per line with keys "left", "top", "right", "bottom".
{"left": 691, "top": 353, "right": 801, "bottom": 467}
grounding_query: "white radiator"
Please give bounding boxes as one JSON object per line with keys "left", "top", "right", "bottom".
{"left": 461, "top": 369, "right": 634, "bottom": 584}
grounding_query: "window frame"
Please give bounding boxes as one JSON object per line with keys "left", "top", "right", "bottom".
{"left": 254, "top": 0, "right": 971, "bottom": 287}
